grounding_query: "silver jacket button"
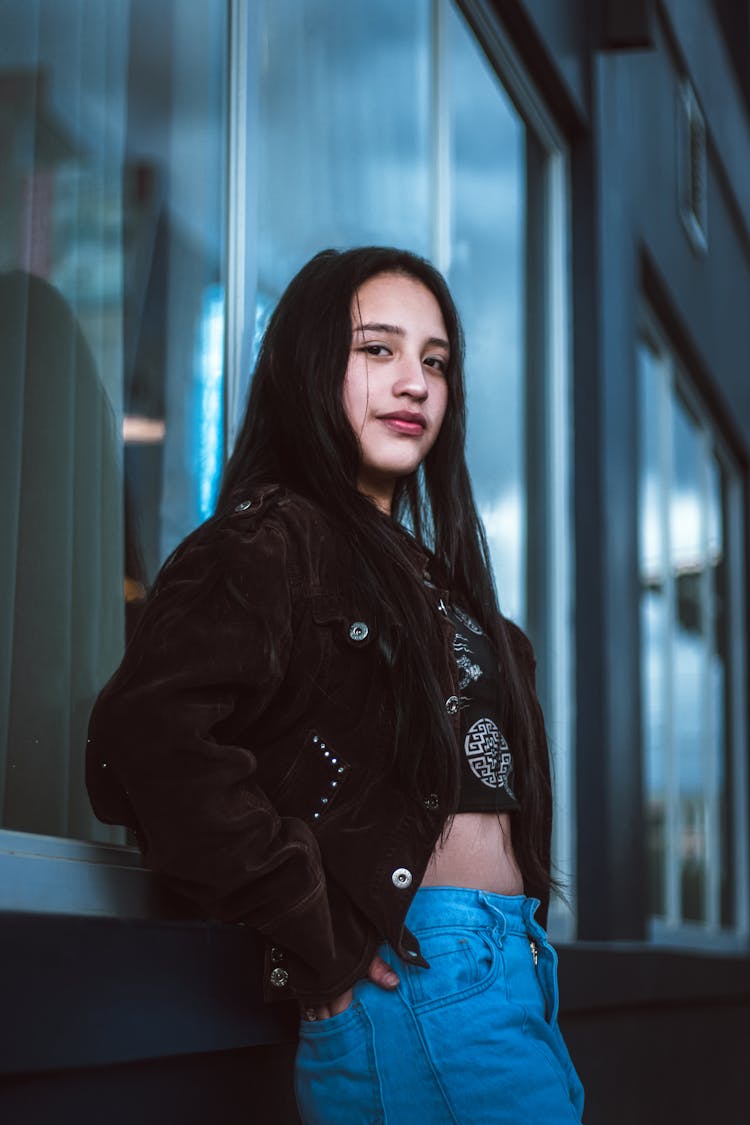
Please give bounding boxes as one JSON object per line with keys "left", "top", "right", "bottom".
{"left": 234, "top": 499, "right": 254, "bottom": 512}
{"left": 348, "top": 621, "right": 369, "bottom": 642}
{"left": 445, "top": 695, "right": 460, "bottom": 715}
{"left": 391, "top": 867, "right": 412, "bottom": 889}
{"left": 269, "top": 967, "right": 289, "bottom": 988}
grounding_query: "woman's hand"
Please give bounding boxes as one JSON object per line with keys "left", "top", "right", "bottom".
{"left": 302, "top": 954, "right": 400, "bottom": 1021}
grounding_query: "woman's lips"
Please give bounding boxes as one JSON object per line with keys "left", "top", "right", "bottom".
{"left": 379, "top": 413, "right": 426, "bottom": 436}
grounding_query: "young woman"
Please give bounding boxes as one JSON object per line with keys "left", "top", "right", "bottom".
{"left": 87, "top": 247, "right": 584, "bottom": 1123}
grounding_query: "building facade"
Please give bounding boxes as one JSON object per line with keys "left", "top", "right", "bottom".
{"left": 1, "top": 1, "right": 749, "bottom": 1121}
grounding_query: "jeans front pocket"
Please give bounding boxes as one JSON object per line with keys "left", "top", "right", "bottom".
{"left": 295, "top": 1001, "right": 385, "bottom": 1125}
{"left": 401, "top": 926, "right": 499, "bottom": 1013}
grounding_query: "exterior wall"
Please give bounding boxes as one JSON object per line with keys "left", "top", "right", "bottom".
{"left": 0, "top": 912, "right": 301, "bottom": 1125}
{"left": 2, "top": 1050, "right": 298, "bottom": 1125}
{"left": 513, "top": 0, "right": 591, "bottom": 116}
{"left": 562, "top": 999, "right": 750, "bottom": 1123}
{"left": 512, "top": 0, "right": 750, "bottom": 1120}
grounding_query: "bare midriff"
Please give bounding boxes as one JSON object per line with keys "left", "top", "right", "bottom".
{"left": 420, "top": 811, "right": 524, "bottom": 896}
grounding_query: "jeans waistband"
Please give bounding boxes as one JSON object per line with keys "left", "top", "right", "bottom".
{"left": 405, "top": 885, "right": 544, "bottom": 939}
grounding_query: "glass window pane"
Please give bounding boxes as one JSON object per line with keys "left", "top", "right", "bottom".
{"left": 447, "top": 1, "right": 526, "bottom": 621}
{"left": 123, "top": 0, "right": 227, "bottom": 573}
{"left": 639, "top": 327, "right": 742, "bottom": 937}
{"left": 638, "top": 342, "right": 668, "bottom": 917}
{"left": 0, "top": 0, "right": 227, "bottom": 841}
{"left": 708, "top": 456, "right": 734, "bottom": 927}
{"left": 638, "top": 342, "right": 665, "bottom": 584}
{"left": 670, "top": 395, "right": 706, "bottom": 922}
{"left": 255, "top": 0, "right": 432, "bottom": 310}
{"left": 0, "top": 0, "right": 130, "bottom": 841}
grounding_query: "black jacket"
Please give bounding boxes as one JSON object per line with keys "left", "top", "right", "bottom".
{"left": 86, "top": 485, "right": 551, "bottom": 1004}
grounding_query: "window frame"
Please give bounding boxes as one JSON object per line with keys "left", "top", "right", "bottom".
{"left": 0, "top": 827, "right": 165, "bottom": 918}
{"left": 638, "top": 306, "right": 749, "bottom": 952}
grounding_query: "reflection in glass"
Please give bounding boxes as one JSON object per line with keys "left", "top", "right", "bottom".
{"left": 708, "top": 456, "right": 733, "bottom": 928}
{"left": 254, "top": 0, "right": 528, "bottom": 619}
{"left": 638, "top": 345, "right": 665, "bottom": 582}
{"left": 0, "top": 1, "right": 129, "bottom": 841}
{"left": 639, "top": 337, "right": 734, "bottom": 930}
{"left": 255, "top": 0, "right": 432, "bottom": 304}
{"left": 638, "top": 342, "right": 667, "bottom": 916}
{"left": 671, "top": 394, "right": 706, "bottom": 922}
{"left": 123, "top": 0, "right": 227, "bottom": 570}
{"left": 0, "top": 0, "right": 227, "bottom": 840}
{"left": 447, "top": 1, "right": 526, "bottom": 620}
{"left": 642, "top": 587, "right": 668, "bottom": 916}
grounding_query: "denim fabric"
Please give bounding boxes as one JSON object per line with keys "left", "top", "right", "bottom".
{"left": 295, "top": 887, "right": 585, "bottom": 1124}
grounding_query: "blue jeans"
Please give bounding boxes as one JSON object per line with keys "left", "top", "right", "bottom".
{"left": 295, "top": 887, "right": 585, "bottom": 1123}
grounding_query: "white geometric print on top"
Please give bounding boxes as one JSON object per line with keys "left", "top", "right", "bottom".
{"left": 464, "top": 718, "right": 515, "bottom": 794}
{"left": 453, "top": 606, "right": 483, "bottom": 635}
{"left": 454, "top": 632, "right": 482, "bottom": 690}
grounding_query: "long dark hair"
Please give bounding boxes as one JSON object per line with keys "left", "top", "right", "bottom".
{"left": 218, "top": 246, "right": 551, "bottom": 897}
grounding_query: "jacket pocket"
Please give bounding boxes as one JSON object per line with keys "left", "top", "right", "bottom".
{"left": 274, "top": 729, "right": 351, "bottom": 825}
{"left": 310, "top": 594, "right": 376, "bottom": 650}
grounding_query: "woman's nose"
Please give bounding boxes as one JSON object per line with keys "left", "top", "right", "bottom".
{"left": 393, "top": 356, "right": 428, "bottom": 399}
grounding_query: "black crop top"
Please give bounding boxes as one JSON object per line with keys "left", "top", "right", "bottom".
{"left": 446, "top": 604, "right": 520, "bottom": 814}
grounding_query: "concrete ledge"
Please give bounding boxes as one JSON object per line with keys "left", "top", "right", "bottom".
{"left": 558, "top": 941, "right": 750, "bottom": 1013}
{"left": 0, "top": 912, "right": 297, "bottom": 1074}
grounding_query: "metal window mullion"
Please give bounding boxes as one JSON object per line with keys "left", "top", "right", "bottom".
{"left": 728, "top": 475, "right": 750, "bottom": 937}
{"left": 225, "top": 0, "right": 260, "bottom": 458}
{"left": 456, "top": 0, "right": 564, "bottom": 152}
{"left": 430, "top": 0, "right": 451, "bottom": 274}
{"left": 545, "top": 147, "right": 575, "bottom": 932}
{"left": 700, "top": 433, "right": 720, "bottom": 930}
{"left": 662, "top": 356, "right": 680, "bottom": 927}
{"left": 60, "top": 0, "right": 89, "bottom": 836}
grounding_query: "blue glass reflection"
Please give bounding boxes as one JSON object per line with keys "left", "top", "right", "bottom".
{"left": 194, "top": 283, "right": 225, "bottom": 520}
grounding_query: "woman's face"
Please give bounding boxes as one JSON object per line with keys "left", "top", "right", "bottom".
{"left": 343, "top": 272, "right": 449, "bottom": 513}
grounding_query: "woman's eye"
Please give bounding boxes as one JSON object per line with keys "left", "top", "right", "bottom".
{"left": 362, "top": 344, "right": 391, "bottom": 357}
{"left": 424, "top": 355, "right": 447, "bottom": 373}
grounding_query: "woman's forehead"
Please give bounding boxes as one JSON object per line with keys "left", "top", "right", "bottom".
{"left": 350, "top": 273, "right": 448, "bottom": 339}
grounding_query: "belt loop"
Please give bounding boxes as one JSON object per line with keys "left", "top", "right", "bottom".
{"left": 522, "top": 896, "right": 543, "bottom": 937}
{"left": 478, "top": 892, "right": 508, "bottom": 940}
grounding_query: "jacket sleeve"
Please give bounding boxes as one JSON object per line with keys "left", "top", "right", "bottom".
{"left": 86, "top": 511, "right": 336, "bottom": 970}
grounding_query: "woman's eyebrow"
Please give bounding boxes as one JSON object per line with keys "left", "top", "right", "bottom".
{"left": 353, "top": 322, "right": 449, "bottom": 350}
{"left": 353, "top": 321, "right": 404, "bottom": 337}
